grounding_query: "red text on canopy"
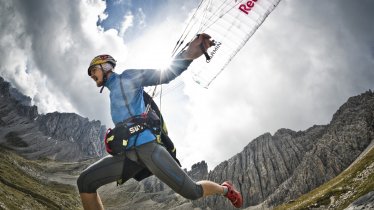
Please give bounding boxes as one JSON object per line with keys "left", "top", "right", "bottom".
{"left": 238, "top": 0, "right": 258, "bottom": 15}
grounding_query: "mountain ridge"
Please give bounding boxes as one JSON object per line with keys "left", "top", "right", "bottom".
{"left": 195, "top": 90, "right": 374, "bottom": 209}
{"left": 0, "top": 76, "right": 106, "bottom": 161}
{"left": 0, "top": 76, "right": 373, "bottom": 209}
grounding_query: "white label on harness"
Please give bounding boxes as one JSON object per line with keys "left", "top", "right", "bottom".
{"left": 129, "top": 125, "right": 144, "bottom": 134}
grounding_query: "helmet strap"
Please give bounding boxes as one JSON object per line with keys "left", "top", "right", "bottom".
{"left": 99, "top": 64, "right": 107, "bottom": 93}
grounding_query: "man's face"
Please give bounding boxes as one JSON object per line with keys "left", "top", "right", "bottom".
{"left": 89, "top": 67, "right": 104, "bottom": 87}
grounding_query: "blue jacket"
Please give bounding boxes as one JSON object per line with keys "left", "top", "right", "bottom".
{"left": 105, "top": 57, "right": 193, "bottom": 148}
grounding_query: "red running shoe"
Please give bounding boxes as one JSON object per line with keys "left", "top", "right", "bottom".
{"left": 221, "top": 181, "right": 243, "bottom": 208}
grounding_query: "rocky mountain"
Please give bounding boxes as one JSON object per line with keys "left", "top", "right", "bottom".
{"left": 109, "top": 91, "right": 373, "bottom": 210}
{"left": 273, "top": 140, "right": 374, "bottom": 210}
{"left": 0, "top": 75, "right": 373, "bottom": 210}
{"left": 0, "top": 76, "right": 106, "bottom": 161}
{"left": 192, "top": 90, "right": 374, "bottom": 209}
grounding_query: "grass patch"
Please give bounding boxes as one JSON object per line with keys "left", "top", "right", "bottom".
{"left": 275, "top": 145, "right": 374, "bottom": 210}
{"left": 0, "top": 146, "right": 83, "bottom": 210}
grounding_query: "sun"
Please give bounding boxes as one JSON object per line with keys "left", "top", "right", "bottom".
{"left": 149, "top": 53, "right": 173, "bottom": 71}
{"left": 138, "top": 37, "right": 174, "bottom": 71}
{"left": 123, "top": 37, "right": 174, "bottom": 71}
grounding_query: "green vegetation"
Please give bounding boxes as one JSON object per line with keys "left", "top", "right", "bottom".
{"left": 0, "top": 147, "right": 83, "bottom": 210}
{"left": 275, "top": 145, "right": 374, "bottom": 210}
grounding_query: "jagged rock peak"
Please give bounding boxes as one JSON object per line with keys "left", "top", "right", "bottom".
{"left": 191, "top": 160, "right": 208, "bottom": 170}
{"left": 0, "top": 76, "right": 32, "bottom": 106}
{"left": 332, "top": 90, "right": 374, "bottom": 122}
{"left": 0, "top": 76, "right": 38, "bottom": 120}
{"left": 188, "top": 160, "right": 208, "bottom": 181}
{"left": 274, "top": 128, "right": 297, "bottom": 136}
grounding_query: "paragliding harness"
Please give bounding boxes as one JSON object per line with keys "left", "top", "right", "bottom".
{"left": 103, "top": 74, "right": 181, "bottom": 183}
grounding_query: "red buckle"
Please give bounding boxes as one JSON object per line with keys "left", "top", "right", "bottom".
{"left": 104, "top": 128, "right": 112, "bottom": 153}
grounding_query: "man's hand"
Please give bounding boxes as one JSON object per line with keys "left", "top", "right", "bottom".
{"left": 182, "top": 33, "right": 215, "bottom": 60}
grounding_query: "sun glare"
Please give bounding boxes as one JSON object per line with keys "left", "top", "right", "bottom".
{"left": 152, "top": 55, "right": 173, "bottom": 71}
{"left": 124, "top": 41, "right": 174, "bottom": 72}
{"left": 122, "top": 21, "right": 180, "bottom": 72}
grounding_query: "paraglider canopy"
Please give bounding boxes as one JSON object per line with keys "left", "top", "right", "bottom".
{"left": 172, "top": 0, "right": 281, "bottom": 88}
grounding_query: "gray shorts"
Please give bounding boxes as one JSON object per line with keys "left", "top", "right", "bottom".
{"left": 77, "top": 141, "right": 203, "bottom": 200}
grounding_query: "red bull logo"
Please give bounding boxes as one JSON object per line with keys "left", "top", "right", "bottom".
{"left": 238, "top": 0, "right": 258, "bottom": 15}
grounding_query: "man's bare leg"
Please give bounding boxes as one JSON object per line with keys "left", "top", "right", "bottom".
{"left": 197, "top": 180, "right": 225, "bottom": 196}
{"left": 80, "top": 193, "right": 104, "bottom": 210}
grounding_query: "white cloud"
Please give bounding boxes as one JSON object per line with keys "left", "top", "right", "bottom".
{"left": 137, "top": 8, "right": 146, "bottom": 28}
{"left": 119, "top": 12, "right": 134, "bottom": 37}
{"left": 0, "top": 0, "right": 130, "bottom": 126}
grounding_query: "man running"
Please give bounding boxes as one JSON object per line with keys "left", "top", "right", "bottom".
{"left": 77, "top": 34, "right": 243, "bottom": 209}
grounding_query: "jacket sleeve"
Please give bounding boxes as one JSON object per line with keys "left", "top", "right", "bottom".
{"left": 122, "top": 56, "right": 193, "bottom": 87}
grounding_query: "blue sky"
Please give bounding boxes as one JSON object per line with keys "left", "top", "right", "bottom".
{"left": 0, "top": 0, "right": 373, "bottom": 169}
{"left": 99, "top": 0, "right": 199, "bottom": 42}
{"left": 98, "top": 0, "right": 160, "bottom": 41}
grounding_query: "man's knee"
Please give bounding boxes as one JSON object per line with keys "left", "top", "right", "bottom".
{"left": 77, "top": 172, "right": 86, "bottom": 193}
{"left": 77, "top": 170, "right": 96, "bottom": 193}
{"left": 178, "top": 183, "right": 203, "bottom": 200}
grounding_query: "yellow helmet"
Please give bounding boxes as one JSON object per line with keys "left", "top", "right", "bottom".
{"left": 88, "top": 54, "right": 116, "bottom": 76}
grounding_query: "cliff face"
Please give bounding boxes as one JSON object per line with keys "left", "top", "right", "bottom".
{"left": 191, "top": 125, "right": 327, "bottom": 209}
{"left": 0, "top": 77, "right": 38, "bottom": 123}
{"left": 36, "top": 112, "right": 106, "bottom": 158}
{"left": 0, "top": 76, "right": 106, "bottom": 161}
{"left": 265, "top": 92, "right": 374, "bottom": 206}
{"left": 195, "top": 91, "right": 374, "bottom": 210}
